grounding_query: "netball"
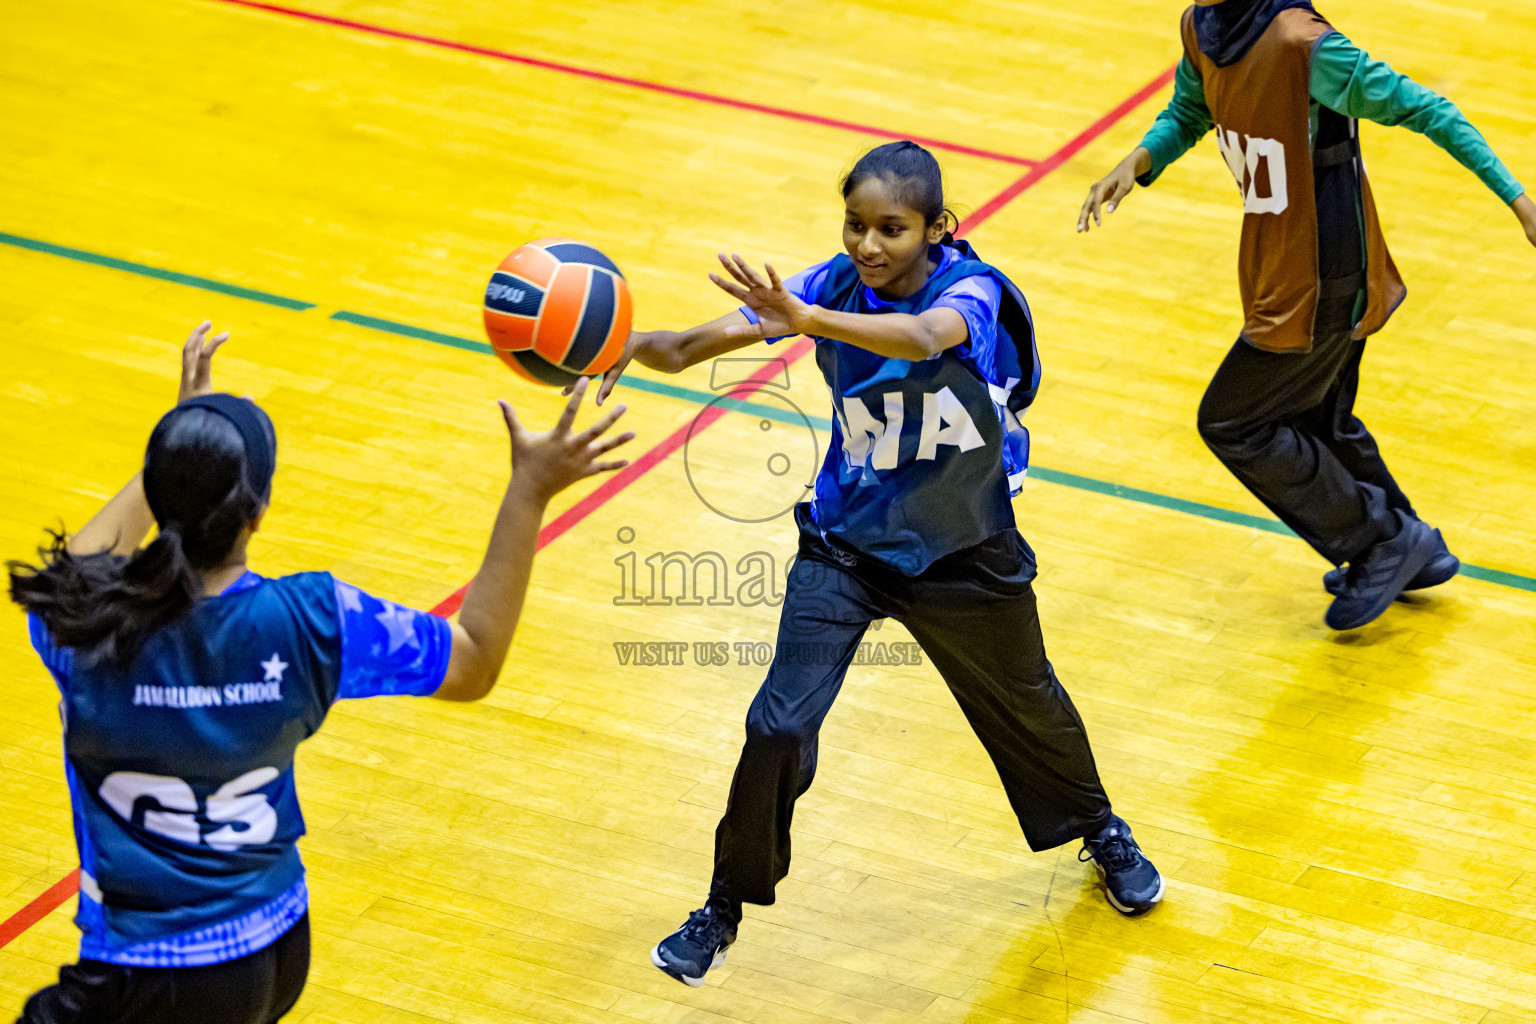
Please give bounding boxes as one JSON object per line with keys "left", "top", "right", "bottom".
{"left": 483, "top": 237, "right": 633, "bottom": 386}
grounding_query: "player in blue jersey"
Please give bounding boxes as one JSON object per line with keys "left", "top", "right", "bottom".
{"left": 7, "top": 323, "right": 633, "bottom": 1024}
{"left": 592, "top": 141, "right": 1164, "bottom": 986}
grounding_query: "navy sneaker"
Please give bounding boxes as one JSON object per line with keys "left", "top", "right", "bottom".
{"left": 1324, "top": 526, "right": 1458, "bottom": 596}
{"left": 1079, "top": 816, "right": 1164, "bottom": 916}
{"left": 1325, "top": 513, "right": 1439, "bottom": 630}
{"left": 650, "top": 897, "right": 739, "bottom": 987}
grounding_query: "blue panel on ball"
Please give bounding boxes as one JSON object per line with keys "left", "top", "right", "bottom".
{"left": 563, "top": 270, "right": 615, "bottom": 371}
{"left": 543, "top": 242, "right": 621, "bottom": 276}
{"left": 484, "top": 272, "right": 544, "bottom": 316}
{"left": 511, "top": 349, "right": 581, "bottom": 387}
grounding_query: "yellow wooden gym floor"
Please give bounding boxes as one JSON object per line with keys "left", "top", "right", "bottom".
{"left": 3, "top": 1, "right": 1536, "bottom": 1021}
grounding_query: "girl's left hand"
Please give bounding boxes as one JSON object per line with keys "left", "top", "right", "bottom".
{"left": 710, "top": 254, "right": 809, "bottom": 339}
{"left": 178, "top": 320, "right": 230, "bottom": 403}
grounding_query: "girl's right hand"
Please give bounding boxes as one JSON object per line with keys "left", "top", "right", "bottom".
{"left": 499, "top": 378, "right": 634, "bottom": 503}
{"left": 590, "top": 330, "right": 650, "bottom": 406}
{"left": 1077, "top": 147, "right": 1152, "bottom": 233}
{"left": 571, "top": 330, "right": 667, "bottom": 406}
{"left": 178, "top": 320, "right": 230, "bottom": 403}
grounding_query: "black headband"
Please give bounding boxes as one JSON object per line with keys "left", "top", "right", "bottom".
{"left": 172, "top": 394, "right": 277, "bottom": 501}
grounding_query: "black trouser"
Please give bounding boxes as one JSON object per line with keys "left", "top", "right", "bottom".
{"left": 1196, "top": 290, "right": 1414, "bottom": 566}
{"left": 17, "top": 914, "right": 309, "bottom": 1024}
{"left": 709, "top": 507, "right": 1115, "bottom": 906}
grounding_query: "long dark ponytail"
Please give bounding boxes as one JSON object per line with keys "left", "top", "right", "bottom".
{"left": 9, "top": 402, "right": 274, "bottom": 668}
{"left": 840, "top": 140, "right": 962, "bottom": 242}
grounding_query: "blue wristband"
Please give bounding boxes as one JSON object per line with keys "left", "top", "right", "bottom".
{"left": 739, "top": 306, "right": 760, "bottom": 325}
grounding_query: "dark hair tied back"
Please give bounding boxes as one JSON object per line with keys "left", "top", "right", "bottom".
{"left": 8, "top": 405, "right": 273, "bottom": 668}
{"left": 840, "top": 140, "right": 960, "bottom": 241}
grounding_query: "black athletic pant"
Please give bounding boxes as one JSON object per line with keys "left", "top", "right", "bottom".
{"left": 17, "top": 914, "right": 309, "bottom": 1024}
{"left": 1196, "top": 289, "right": 1414, "bottom": 567}
{"left": 710, "top": 506, "right": 1115, "bottom": 906}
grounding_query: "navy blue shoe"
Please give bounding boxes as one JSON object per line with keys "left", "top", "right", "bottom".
{"left": 650, "top": 898, "right": 739, "bottom": 987}
{"left": 1325, "top": 526, "right": 1458, "bottom": 596}
{"left": 1325, "top": 514, "right": 1439, "bottom": 630}
{"left": 1079, "top": 816, "right": 1164, "bottom": 916}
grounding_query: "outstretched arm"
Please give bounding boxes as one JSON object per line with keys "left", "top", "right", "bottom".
{"left": 711, "top": 254, "right": 969, "bottom": 361}
{"left": 1312, "top": 32, "right": 1533, "bottom": 246}
{"left": 1079, "top": 57, "right": 1212, "bottom": 232}
{"left": 591, "top": 250, "right": 971, "bottom": 403}
{"left": 67, "top": 322, "right": 229, "bottom": 558}
{"left": 589, "top": 310, "right": 760, "bottom": 406}
{"left": 433, "top": 379, "right": 634, "bottom": 701}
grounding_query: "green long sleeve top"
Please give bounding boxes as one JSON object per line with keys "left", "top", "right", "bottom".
{"left": 1137, "top": 32, "right": 1525, "bottom": 204}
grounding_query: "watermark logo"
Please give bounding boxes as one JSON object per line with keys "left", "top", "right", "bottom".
{"left": 611, "top": 638, "right": 921, "bottom": 667}
{"left": 681, "top": 358, "right": 819, "bottom": 523}
{"left": 612, "top": 527, "right": 785, "bottom": 607}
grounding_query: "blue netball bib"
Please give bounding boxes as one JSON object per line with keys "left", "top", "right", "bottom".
{"left": 791, "top": 241, "right": 1040, "bottom": 573}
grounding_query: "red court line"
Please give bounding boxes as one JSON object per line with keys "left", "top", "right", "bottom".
{"left": 0, "top": 60, "right": 1175, "bottom": 952}
{"left": 210, "top": 0, "right": 1039, "bottom": 169}
{"left": 961, "top": 63, "right": 1178, "bottom": 230}
{"left": 429, "top": 336, "right": 817, "bottom": 618}
{"left": 0, "top": 869, "right": 79, "bottom": 949}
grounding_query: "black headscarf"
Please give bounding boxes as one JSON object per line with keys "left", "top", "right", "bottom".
{"left": 1193, "top": 0, "right": 1316, "bottom": 68}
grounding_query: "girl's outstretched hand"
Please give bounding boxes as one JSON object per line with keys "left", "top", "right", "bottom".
{"left": 590, "top": 340, "right": 633, "bottom": 407}
{"left": 711, "top": 254, "right": 807, "bottom": 340}
{"left": 563, "top": 330, "right": 665, "bottom": 406}
{"left": 178, "top": 321, "right": 230, "bottom": 403}
{"left": 1077, "top": 147, "right": 1152, "bottom": 233}
{"left": 500, "top": 378, "right": 633, "bottom": 503}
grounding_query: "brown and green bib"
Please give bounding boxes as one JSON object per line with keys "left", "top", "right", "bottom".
{"left": 1181, "top": 6, "right": 1406, "bottom": 353}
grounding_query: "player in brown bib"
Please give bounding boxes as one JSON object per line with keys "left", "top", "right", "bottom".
{"left": 1077, "top": 0, "right": 1535, "bottom": 630}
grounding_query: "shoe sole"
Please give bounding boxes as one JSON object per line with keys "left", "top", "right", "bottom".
{"left": 1089, "top": 857, "right": 1165, "bottom": 917}
{"left": 650, "top": 944, "right": 727, "bottom": 987}
{"left": 1326, "top": 522, "right": 1439, "bottom": 630}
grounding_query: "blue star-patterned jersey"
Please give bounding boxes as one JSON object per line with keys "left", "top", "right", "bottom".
{"left": 28, "top": 570, "right": 452, "bottom": 967}
{"left": 750, "top": 240, "right": 1040, "bottom": 573}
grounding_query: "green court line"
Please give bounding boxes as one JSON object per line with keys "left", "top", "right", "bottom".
{"left": 328, "top": 311, "right": 491, "bottom": 353}
{"left": 1458, "top": 565, "right": 1536, "bottom": 593}
{"left": 0, "top": 231, "right": 316, "bottom": 310}
{"left": 329, "top": 310, "right": 824, "bottom": 429}
{"left": 1025, "top": 466, "right": 1295, "bottom": 537}
{"left": 241, "top": 307, "right": 1536, "bottom": 596}
{"left": 11, "top": 231, "right": 1535, "bottom": 595}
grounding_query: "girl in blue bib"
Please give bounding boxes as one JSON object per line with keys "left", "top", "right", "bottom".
{"left": 9, "top": 324, "right": 632, "bottom": 1023}
{"left": 596, "top": 141, "right": 1166, "bottom": 986}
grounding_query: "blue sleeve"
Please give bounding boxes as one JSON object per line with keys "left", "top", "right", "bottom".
{"left": 331, "top": 579, "right": 452, "bottom": 700}
{"left": 27, "top": 613, "right": 71, "bottom": 693}
{"left": 740, "top": 260, "right": 832, "bottom": 344}
{"left": 933, "top": 273, "right": 1002, "bottom": 360}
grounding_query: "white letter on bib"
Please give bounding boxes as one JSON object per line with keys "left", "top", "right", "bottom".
{"left": 917, "top": 387, "right": 985, "bottom": 461}
{"left": 1216, "top": 125, "right": 1289, "bottom": 215}
{"left": 839, "top": 392, "right": 904, "bottom": 470}
{"left": 100, "top": 772, "right": 200, "bottom": 844}
{"left": 205, "top": 767, "right": 281, "bottom": 851}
